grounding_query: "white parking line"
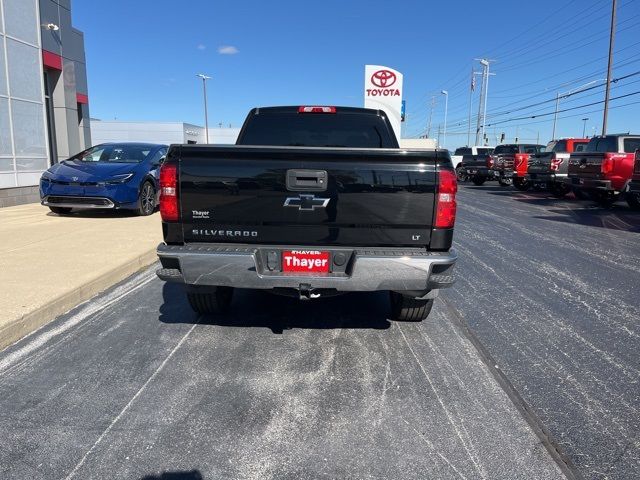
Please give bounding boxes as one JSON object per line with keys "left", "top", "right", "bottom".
{"left": 0, "top": 269, "right": 156, "bottom": 374}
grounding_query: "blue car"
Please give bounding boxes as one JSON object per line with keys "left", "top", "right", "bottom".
{"left": 40, "top": 143, "right": 168, "bottom": 216}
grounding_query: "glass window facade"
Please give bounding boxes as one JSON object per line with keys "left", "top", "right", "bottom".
{"left": 0, "top": 0, "right": 49, "bottom": 188}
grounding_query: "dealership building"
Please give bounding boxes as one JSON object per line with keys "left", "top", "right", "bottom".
{"left": 90, "top": 121, "right": 241, "bottom": 147}
{"left": 0, "top": 0, "right": 90, "bottom": 207}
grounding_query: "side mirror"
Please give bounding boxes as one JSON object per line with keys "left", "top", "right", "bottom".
{"left": 152, "top": 156, "right": 166, "bottom": 167}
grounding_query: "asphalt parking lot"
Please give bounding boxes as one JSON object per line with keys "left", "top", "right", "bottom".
{"left": 0, "top": 184, "right": 638, "bottom": 480}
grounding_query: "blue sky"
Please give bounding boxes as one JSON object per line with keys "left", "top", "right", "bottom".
{"left": 75, "top": 0, "right": 640, "bottom": 149}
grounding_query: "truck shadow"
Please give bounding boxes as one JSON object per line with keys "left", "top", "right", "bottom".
{"left": 159, "top": 283, "right": 392, "bottom": 333}
{"left": 140, "top": 470, "right": 203, "bottom": 480}
{"left": 533, "top": 206, "right": 640, "bottom": 232}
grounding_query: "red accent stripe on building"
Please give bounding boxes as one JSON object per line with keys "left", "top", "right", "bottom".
{"left": 76, "top": 93, "right": 89, "bottom": 104}
{"left": 42, "top": 50, "right": 63, "bottom": 71}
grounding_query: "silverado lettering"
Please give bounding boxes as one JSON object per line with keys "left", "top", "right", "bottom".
{"left": 192, "top": 229, "right": 258, "bottom": 237}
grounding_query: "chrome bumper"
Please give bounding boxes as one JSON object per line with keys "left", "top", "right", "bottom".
{"left": 157, "top": 243, "right": 457, "bottom": 293}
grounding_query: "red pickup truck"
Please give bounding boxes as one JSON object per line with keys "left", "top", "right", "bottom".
{"left": 489, "top": 144, "right": 546, "bottom": 189}
{"left": 627, "top": 149, "right": 640, "bottom": 210}
{"left": 568, "top": 134, "right": 640, "bottom": 206}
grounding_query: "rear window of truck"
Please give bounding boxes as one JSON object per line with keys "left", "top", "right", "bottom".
{"left": 239, "top": 113, "right": 398, "bottom": 148}
{"left": 623, "top": 138, "right": 640, "bottom": 153}
{"left": 494, "top": 145, "right": 518, "bottom": 155}
{"left": 586, "top": 136, "right": 617, "bottom": 152}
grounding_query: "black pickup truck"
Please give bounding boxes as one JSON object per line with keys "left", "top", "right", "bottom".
{"left": 156, "top": 106, "right": 457, "bottom": 322}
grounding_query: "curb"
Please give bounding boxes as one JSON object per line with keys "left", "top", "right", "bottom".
{"left": 0, "top": 248, "right": 158, "bottom": 352}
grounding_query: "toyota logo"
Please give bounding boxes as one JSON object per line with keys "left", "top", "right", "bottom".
{"left": 371, "top": 70, "right": 396, "bottom": 88}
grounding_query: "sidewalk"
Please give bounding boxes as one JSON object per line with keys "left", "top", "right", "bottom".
{"left": 0, "top": 203, "right": 162, "bottom": 350}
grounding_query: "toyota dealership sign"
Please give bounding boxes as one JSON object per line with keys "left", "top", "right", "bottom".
{"left": 364, "top": 65, "right": 403, "bottom": 140}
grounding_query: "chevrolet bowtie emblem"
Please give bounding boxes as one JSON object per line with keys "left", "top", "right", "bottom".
{"left": 283, "top": 194, "right": 330, "bottom": 211}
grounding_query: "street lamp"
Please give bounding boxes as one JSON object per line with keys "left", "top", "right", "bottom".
{"left": 582, "top": 118, "right": 589, "bottom": 138}
{"left": 196, "top": 74, "right": 211, "bottom": 143}
{"left": 552, "top": 79, "right": 605, "bottom": 139}
{"left": 441, "top": 90, "right": 448, "bottom": 149}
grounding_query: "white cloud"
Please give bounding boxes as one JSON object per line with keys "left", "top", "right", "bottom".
{"left": 218, "top": 45, "right": 239, "bottom": 55}
{"left": 197, "top": 44, "right": 206, "bottom": 51}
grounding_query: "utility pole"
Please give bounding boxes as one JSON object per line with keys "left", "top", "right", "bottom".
{"left": 602, "top": 0, "right": 617, "bottom": 135}
{"left": 437, "top": 124, "right": 441, "bottom": 148}
{"left": 552, "top": 93, "right": 560, "bottom": 140}
{"left": 426, "top": 96, "right": 436, "bottom": 138}
{"left": 474, "top": 59, "right": 494, "bottom": 145}
{"left": 582, "top": 117, "right": 589, "bottom": 137}
{"left": 196, "top": 74, "right": 211, "bottom": 143}
{"left": 441, "top": 90, "right": 448, "bottom": 149}
{"left": 468, "top": 69, "right": 481, "bottom": 146}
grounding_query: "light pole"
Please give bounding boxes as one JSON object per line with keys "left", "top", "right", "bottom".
{"left": 582, "top": 118, "right": 589, "bottom": 138}
{"left": 441, "top": 90, "right": 448, "bottom": 149}
{"left": 196, "top": 74, "right": 211, "bottom": 143}
{"left": 552, "top": 79, "right": 605, "bottom": 139}
{"left": 603, "top": 0, "right": 617, "bottom": 135}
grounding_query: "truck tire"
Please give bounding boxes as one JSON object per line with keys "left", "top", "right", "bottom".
{"left": 49, "top": 207, "right": 72, "bottom": 215}
{"left": 572, "top": 187, "right": 587, "bottom": 200}
{"left": 471, "top": 176, "right": 486, "bottom": 186}
{"left": 627, "top": 192, "right": 640, "bottom": 210}
{"left": 390, "top": 292, "right": 434, "bottom": 322}
{"left": 455, "top": 166, "right": 467, "bottom": 182}
{"left": 498, "top": 177, "right": 513, "bottom": 187}
{"left": 550, "top": 183, "right": 570, "bottom": 198}
{"left": 513, "top": 178, "right": 530, "bottom": 191}
{"left": 187, "top": 287, "right": 234, "bottom": 314}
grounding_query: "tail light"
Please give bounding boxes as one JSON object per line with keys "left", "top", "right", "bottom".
{"left": 298, "top": 106, "right": 337, "bottom": 113}
{"left": 634, "top": 150, "right": 640, "bottom": 174}
{"left": 487, "top": 155, "right": 495, "bottom": 168}
{"left": 159, "top": 163, "right": 179, "bottom": 222}
{"left": 435, "top": 169, "right": 457, "bottom": 229}
{"left": 514, "top": 153, "right": 528, "bottom": 174}
{"left": 550, "top": 155, "right": 564, "bottom": 171}
{"left": 601, "top": 153, "right": 615, "bottom": 175}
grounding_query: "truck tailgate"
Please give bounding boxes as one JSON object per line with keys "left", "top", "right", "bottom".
{"left": 177, "top": 145, "right": 439, "bottom": 247}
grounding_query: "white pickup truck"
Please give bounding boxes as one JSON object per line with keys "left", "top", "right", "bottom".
{"left": 452, "top": 146, "right": 494, "bottom": 180}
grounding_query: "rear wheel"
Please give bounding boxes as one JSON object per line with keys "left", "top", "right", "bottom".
{"left": 48, "top": 206, "right": 72, "bottom": 215}
{"left": 471, "top": 176, "right": 486, "bottom": 186}
{"left": 187, "top": 286, "right": 234, "bottom": 315}
{"left": 572, "top": 187, "right": 588, "bottom": 200}
{"left": 136, "top": 181, "right": 155, "bottom": 216}
{"left": 455, "top": 165, "right": 467, "bottom": 182}
{"left": 498, "top": 177, "right": 513, "bottom": 187}
{"left": 390, "top": 292, "right": 434, "bottom": 322}
{"left": 627, "top": 192, "right": 640, "bottom": 210}
{"left": 591, "top": 191, "right": 617, "bottom": 208}
{"left": 550, "top": 183, "right": 570, "bottom": 198}
{"left": 513, "top": 178, "right": 531, "bottom": 191}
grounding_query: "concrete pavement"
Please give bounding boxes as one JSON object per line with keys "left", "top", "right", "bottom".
{"left": 0, "top": 203, "right": 162, "bottom": 351}
{"left": 0, "top": 269, "right": 567, "bottom": 480}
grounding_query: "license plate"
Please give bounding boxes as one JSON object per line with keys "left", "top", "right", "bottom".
{"left": 282, "top": 250, "right": 330, "bottom": 273}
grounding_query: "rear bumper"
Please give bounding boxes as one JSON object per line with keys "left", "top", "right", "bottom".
{"left": 157, "top": 243, "right": 457, "bottom": 294}
{"left": 568, "top": 176, "right": 614, "bottom": 191}
{"left": 464, "top": 166, "right": 490, "bottom": 177}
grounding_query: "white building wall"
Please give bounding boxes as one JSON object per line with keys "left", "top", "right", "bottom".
{"left": 90, "top": 121, "right": 186, "bottom": 146}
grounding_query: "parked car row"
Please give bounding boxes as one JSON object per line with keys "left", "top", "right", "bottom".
{"left": 458, "top": 134, "right": 640, "bottom": 209}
